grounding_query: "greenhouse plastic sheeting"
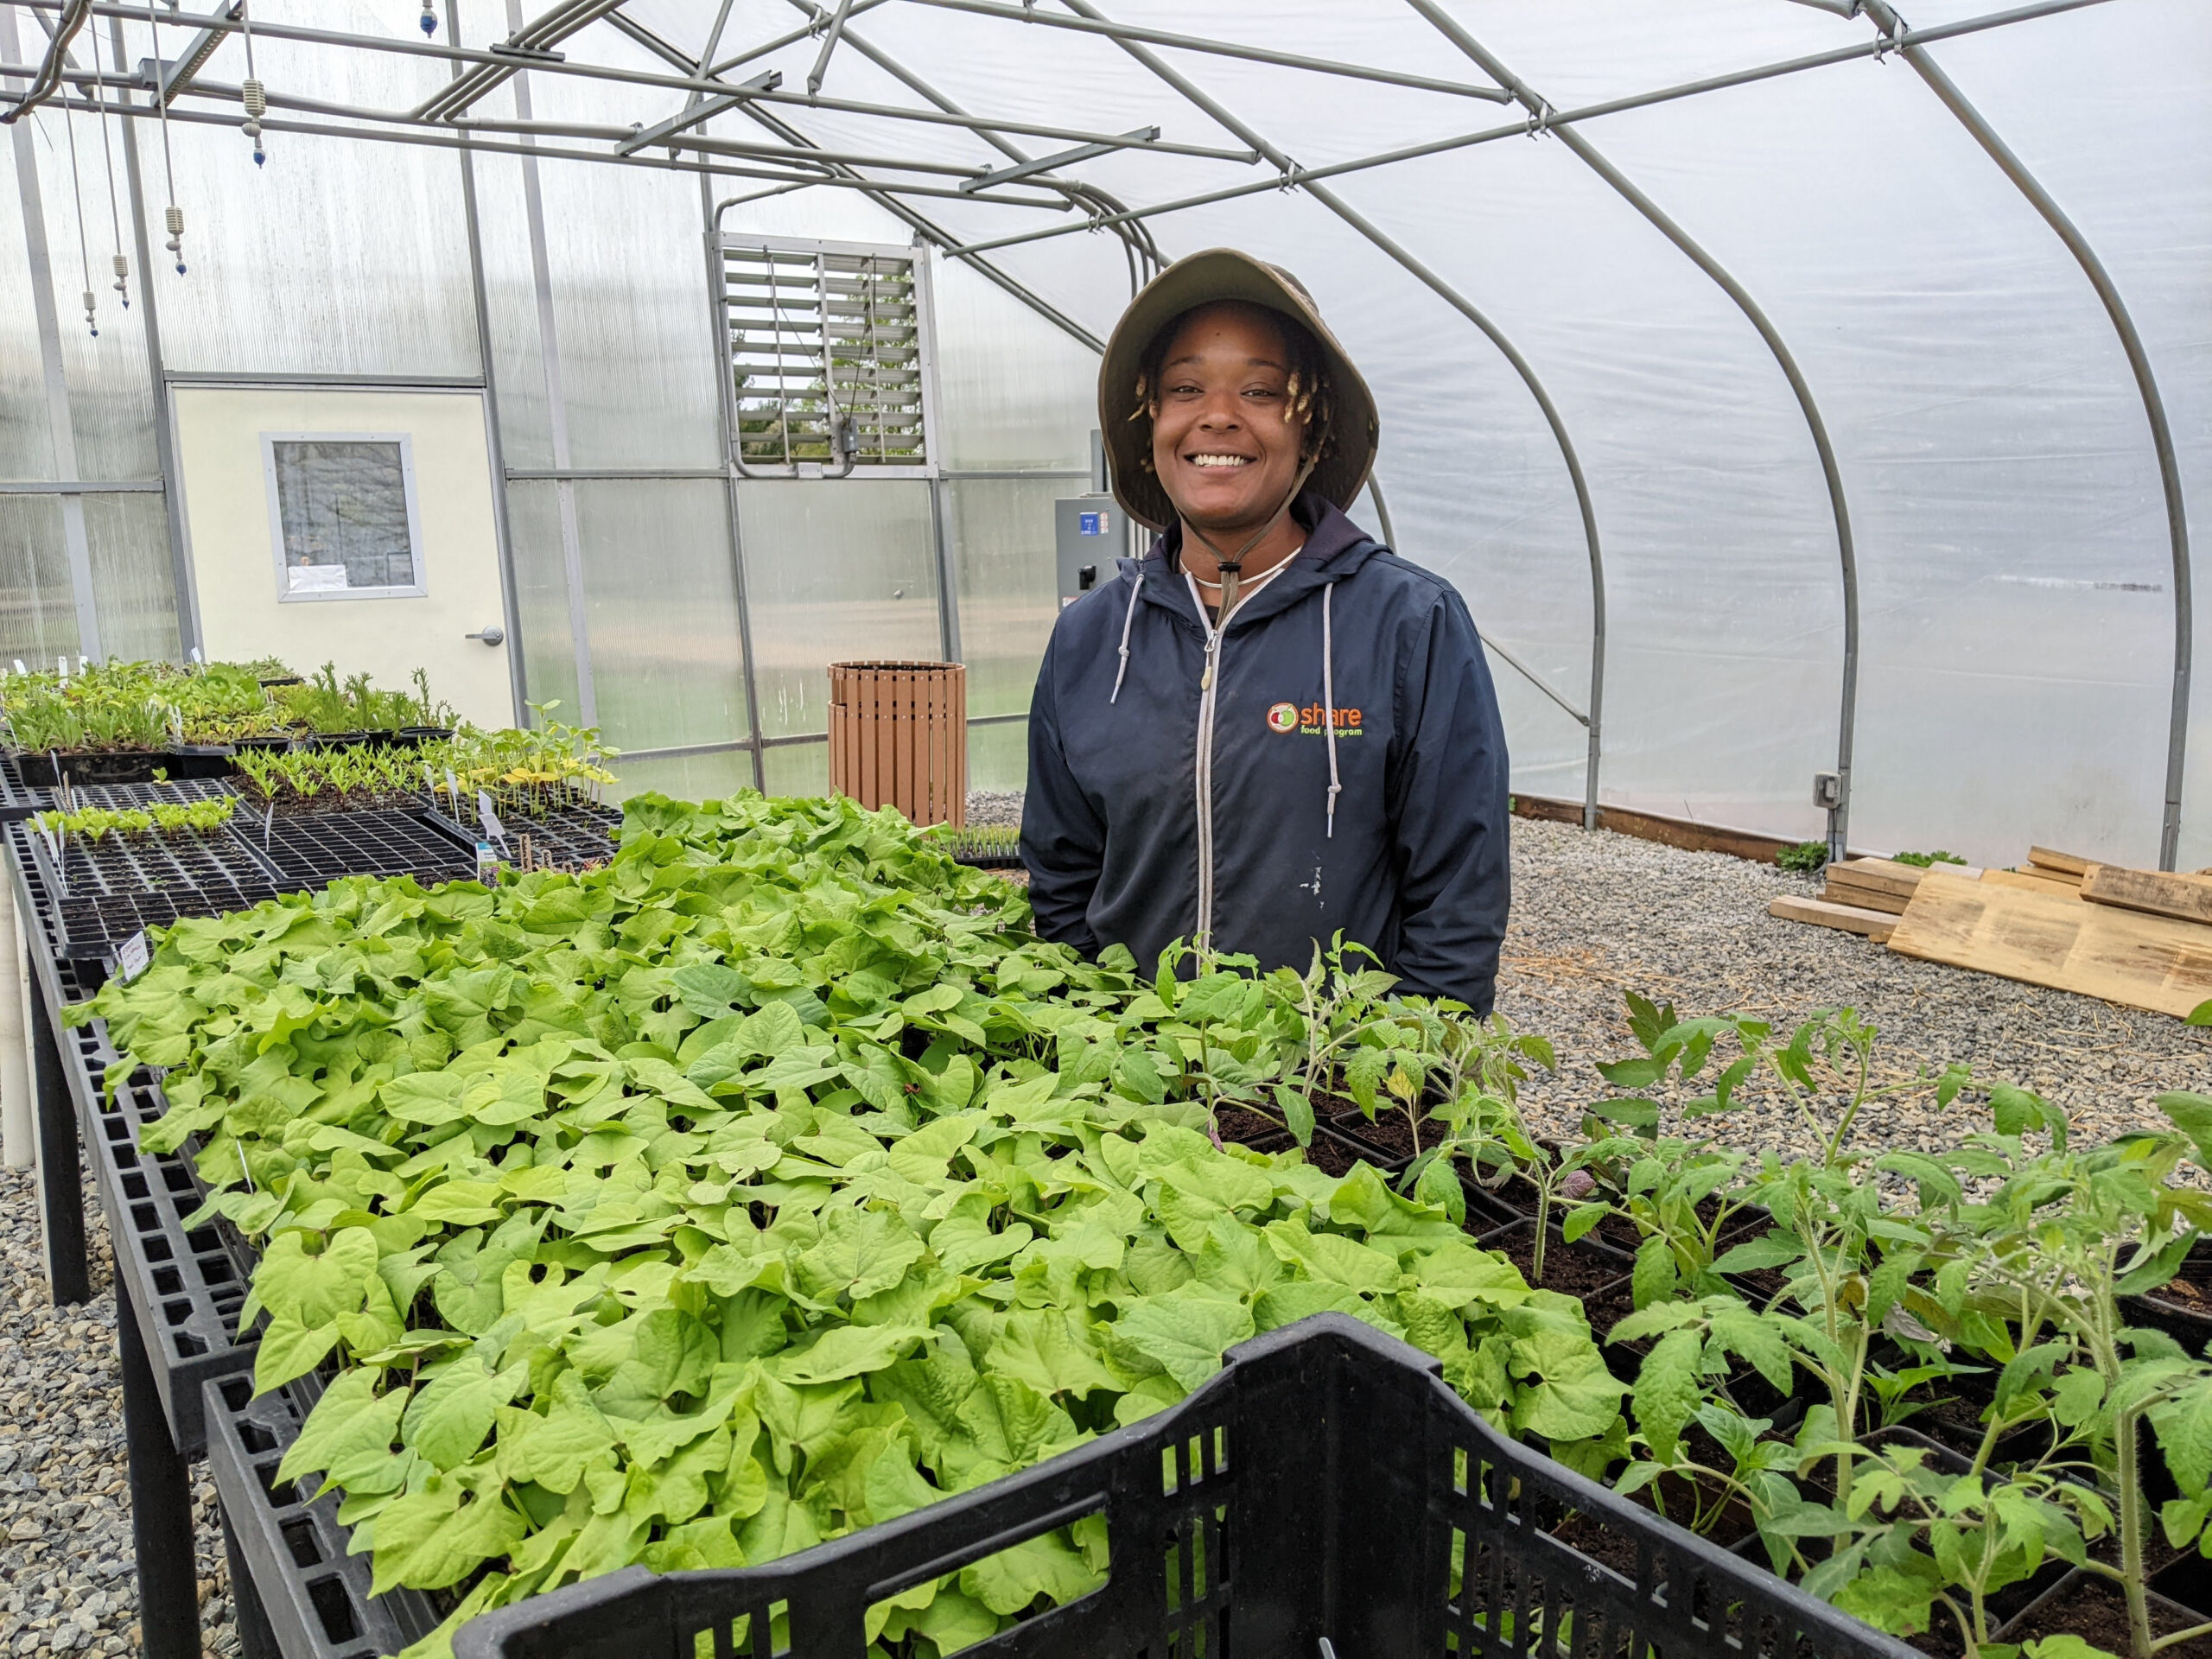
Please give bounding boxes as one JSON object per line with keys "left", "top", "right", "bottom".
{"left": 1, "top": 0, "right": 2204, "bottom": 868}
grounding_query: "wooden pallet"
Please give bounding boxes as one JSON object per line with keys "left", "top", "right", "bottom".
{"left": 1887, "top": 868, "right": 2212, "bottom": 1018}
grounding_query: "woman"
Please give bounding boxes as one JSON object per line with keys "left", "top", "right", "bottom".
{"left": 1020, "top": 249, "right": 1510, "bottom": 1011}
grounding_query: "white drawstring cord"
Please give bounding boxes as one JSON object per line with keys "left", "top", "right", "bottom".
{"left": 1109, "top": 574, "right": 1144, "bottom": 704}
{"left": 1322, "top": 582, "right": 1341, "bottom": 839}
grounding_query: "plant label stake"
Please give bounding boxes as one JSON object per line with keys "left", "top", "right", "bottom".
{"left": 115, "top": 931, "right": 149, "bottom": 983}
{"left": 478, "top": 789, "right": 509, "bottom": 854}
{"left": 446, "top": 768, "right": 461, "bottom": 816}
{"left": 262, "top": 803, "right": 274, "bottom": 850}
{"left": 188, "top": 647, "right": 202, "bottom": 665}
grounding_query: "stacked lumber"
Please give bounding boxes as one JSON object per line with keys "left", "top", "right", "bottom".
{"left": 1765, "top": 856, "right": 1980, "bottom": 943}
{"left": 1765, "top": 841, "right": 2212, "bottom": 1018}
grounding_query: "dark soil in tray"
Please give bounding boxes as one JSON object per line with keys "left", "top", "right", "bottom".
{"left": 2005, "top": 1573, "right": 2212, "bottom": 1659}
{"left": 1477, "top": 1219, "right": 1630, "bottom": 1302}
{"left": 1316, "top": 1099, "right": 1424, "bottom": 1165}
{"left": 1215, "top": 1106, "right": 1291, "bottom": 1152}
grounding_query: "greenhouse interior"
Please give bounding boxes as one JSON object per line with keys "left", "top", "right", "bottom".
{"left": 0, "top": 2, "right": 2209, "bottom": 1657}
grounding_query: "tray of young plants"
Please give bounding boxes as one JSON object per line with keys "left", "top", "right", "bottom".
{"left": 23, "top": 791, "right": 286, "bottom": 961}
{"left": 416, "top": 705, "right": 620, "bottom": 854}
{"left": 75, "top": 791, "right": 1641, "bottom": 1659}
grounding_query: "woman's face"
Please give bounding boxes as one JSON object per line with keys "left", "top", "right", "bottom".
{"left": 1149, "top": 302, "right": 1310, "bottom": 533}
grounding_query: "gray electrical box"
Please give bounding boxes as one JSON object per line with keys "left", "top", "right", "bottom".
{"left": 1056, "top": 495, "right": 1117, "bottom": 610}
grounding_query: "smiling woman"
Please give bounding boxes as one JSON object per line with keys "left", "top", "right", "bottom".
{"left": 1019, "top": 250, "right": 1514, "bottom": 1012}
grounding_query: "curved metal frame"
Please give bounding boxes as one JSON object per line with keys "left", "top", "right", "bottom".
{"left": 1858, "top": 0, "right": 2192, "bottom": 868}
{"left": 1406, "top": 2, "right": 1861, "bottom": 860}
{"left": 1051, "top": 0, "right": 1611, "bottom": 830}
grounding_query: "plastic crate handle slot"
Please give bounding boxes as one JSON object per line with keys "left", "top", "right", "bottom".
{"left": 863, "top": 1490, "right": 1108, "bottom": 1606}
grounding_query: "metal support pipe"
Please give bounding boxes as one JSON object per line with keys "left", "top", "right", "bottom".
{"left": 772, "top": 0, "right": 1165, "bottom": 283}
{"left": 451, "top": 0, "right": 531, "bottom": 727}
{"left": 701, "top": 184, "right": 771, "bottom": 793}
{"left": 117, "top": 1273, "right": 203, "bottom": 1659}
{"left": 109, "top": 15, "right": 199, "bottom": 658}
{"left": 1408, "top": 0, "right": 1859, "bottom": 858}
{"left": 1858, "top": 0, "right": 2190, "bottom": 867}
{"left": 1058, "top": 0, "right": 1611, "bottom": 832}
{"left": 901, "top": 0, "right": 1514, "bottom": 103}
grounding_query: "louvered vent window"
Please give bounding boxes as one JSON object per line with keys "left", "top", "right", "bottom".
{"left": 718, "top": 238, "right": 936, "bottom": 474}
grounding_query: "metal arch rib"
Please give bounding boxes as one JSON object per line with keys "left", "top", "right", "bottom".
{"left": 767, "top": 0, "right": 1166, "bottom": 290}
{"left": 597, "top": 8, "right": 1109, "bottom": 352}
{"left": 1858, "top": 1, "right": 2191, "bottom": 868}
{"left": 1407, "top": 0, "right": 1860, "bottom": 861}
{"left": 1047, "top": 0, "right": 1610, "bottom": 831}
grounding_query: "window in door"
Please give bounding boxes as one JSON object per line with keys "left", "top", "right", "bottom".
{"left": 262, "top": 435, "right": 426, "bottom": 600}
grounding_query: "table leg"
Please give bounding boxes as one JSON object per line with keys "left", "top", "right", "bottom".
{"left": 28, "top": 974, "right": 88, "bottom": 1305}
{"left": 223, "top": 1506, "right": 281, "bottom": 1659}
{"left": 118, "top": 1273, "right": 202, "bottom": 1659}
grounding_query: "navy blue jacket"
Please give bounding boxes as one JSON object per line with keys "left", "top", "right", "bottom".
{"left": 1020, "top": 493, "right": 1510, "bottom": 1011}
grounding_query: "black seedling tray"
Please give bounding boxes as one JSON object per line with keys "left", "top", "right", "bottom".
{"left": 205, "top": 1374, "right": 442, "bottom": 1659}
{"left": 20, "top": 815, "right": 283, "bottom": 963}
{"left": 422, "top": 795, "right": 622, "bottom": 871}
{"left": 453, "top": 1314, "right": 1917, "bottom": 1659}
{"left": 246, "top": 805, "right": 478, "bottom": 887}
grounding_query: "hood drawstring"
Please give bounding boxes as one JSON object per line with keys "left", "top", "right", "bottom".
{"left": 1109, "top": 574, "right": 1145, "bottom": 704}
{"left": 1323, "top": 581, "right": 1342, "bottom": 839}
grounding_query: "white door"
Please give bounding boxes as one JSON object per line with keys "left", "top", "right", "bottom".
{"left": 169, "top": 385, "right": 516, "bottom": 728}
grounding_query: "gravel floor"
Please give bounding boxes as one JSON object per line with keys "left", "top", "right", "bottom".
{"left": 0, "top": 1166, "right": 238, "bottom": 1658}
{"left": 1497, "top": 817, "right": 2208, "bottom": 1155}
{"left": 0, "top": 804, "right": 2202, "bottom": 1653}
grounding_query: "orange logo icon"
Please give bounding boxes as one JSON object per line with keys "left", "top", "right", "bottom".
{"left": 1266, "top": 702, "right": 1299, "bottom": 734}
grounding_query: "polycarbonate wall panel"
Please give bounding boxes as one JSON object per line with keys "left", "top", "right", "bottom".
{"left": 762, "top": 741, "right": 829, "bottom": 799}
{"left": 0, "top": 43, "right": 48, "bottom": 477}
{"left": 500, "top": 481, "right": 582, "bottom": 719}
{"left": 13, "top": 107, "right": 158, "bottom": 480}
{"left": 736, "top": 480, "right": 943, "bottom": 738}
{"left": 467, "top": 144, "right": 555, "bottom": 472}
{"left": 0, "top": 495, "right": 83, "bottom": 664}
{"left": 945, "top": 477, "right": 1062, "bottom": 719}
{"left": 1560, "top": 51, "right": 2173, "bottom": 868}
{"left": 572, "top": 479, "right": 748, "bottom": 752}
{"left": 1909, "top": 1, "right": 2212, "bottom": 869}
{"left": 82, "top": 491, "right": 176, "bottom": 663}
{"left": 932, "top": 256, "right": 1096, "bottom": 473}
{"left": 969, "top": 720, "right": 1027, "bottom": 794}
{"left": 613, "top": 748, "right": 754, "bottom": 805}
{"left": 105, "top": 4, "right": 478, "bottom": 378}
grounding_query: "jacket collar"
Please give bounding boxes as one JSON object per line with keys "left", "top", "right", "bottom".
{"left": 1119, "top": 493, "right": 1385, "bottom": 632}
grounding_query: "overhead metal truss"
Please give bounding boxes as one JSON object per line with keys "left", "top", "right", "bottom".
{"left": 0, "top": 0, "right": 2187, "bottom": 862}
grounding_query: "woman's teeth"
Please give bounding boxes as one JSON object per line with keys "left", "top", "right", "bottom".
{"left": 1189, "top": 454, "right": 1251, "bottom": 468}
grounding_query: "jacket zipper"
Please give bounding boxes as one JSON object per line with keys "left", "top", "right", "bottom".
{"left": 1190, "top": 575, "right": 1223, "bottom": 952}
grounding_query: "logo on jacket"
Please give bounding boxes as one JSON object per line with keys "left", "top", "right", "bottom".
{"left": 1266, "top": 702, "right": 1299, "bottom": 734}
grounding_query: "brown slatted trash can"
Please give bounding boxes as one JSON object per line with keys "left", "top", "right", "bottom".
{"left": 827, "top": 661, "right": 967, "bottom": 828}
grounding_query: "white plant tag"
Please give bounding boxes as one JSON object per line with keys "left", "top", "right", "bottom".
{"left": 116, "top": 931, "right": 149, "bottom": 982}
{"left": 188, "top": 646, "right": 203, "bottom": 665}
{"left": 477, "top": 789, "right": 506, "bottom": 845}
{"left": 11, "top": 660, "right": 23, "bottom": 675}
{"left": 445, "top": 768, "right": 461, "bottom": 810}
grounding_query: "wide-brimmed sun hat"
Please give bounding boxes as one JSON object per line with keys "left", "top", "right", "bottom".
{"left": 1099, "top": 248, "right": 1380, "bottom": 532}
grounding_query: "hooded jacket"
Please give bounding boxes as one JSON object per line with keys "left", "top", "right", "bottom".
{"left": 1020, "top": 493, "right": 1510, "bottom": 1011}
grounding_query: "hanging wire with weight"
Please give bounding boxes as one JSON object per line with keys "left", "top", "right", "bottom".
{"left": 238, "top": 0, "right": 266, "bottom": 166}
{"left": 84, "top": 15, "right": 130, "bottom": 308}
{"left": 59, "top": 72, "right": 98, "bottom": 333}
{"left": 143, "top": 0, "right": 187, "bottom": 270}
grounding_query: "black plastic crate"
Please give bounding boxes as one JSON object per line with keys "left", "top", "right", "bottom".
{"left": 454, "top": 1315, "right": 1915, "bottom": 1659}
{"left": 247, "top": 806, "right": 477, "bottom": 887}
